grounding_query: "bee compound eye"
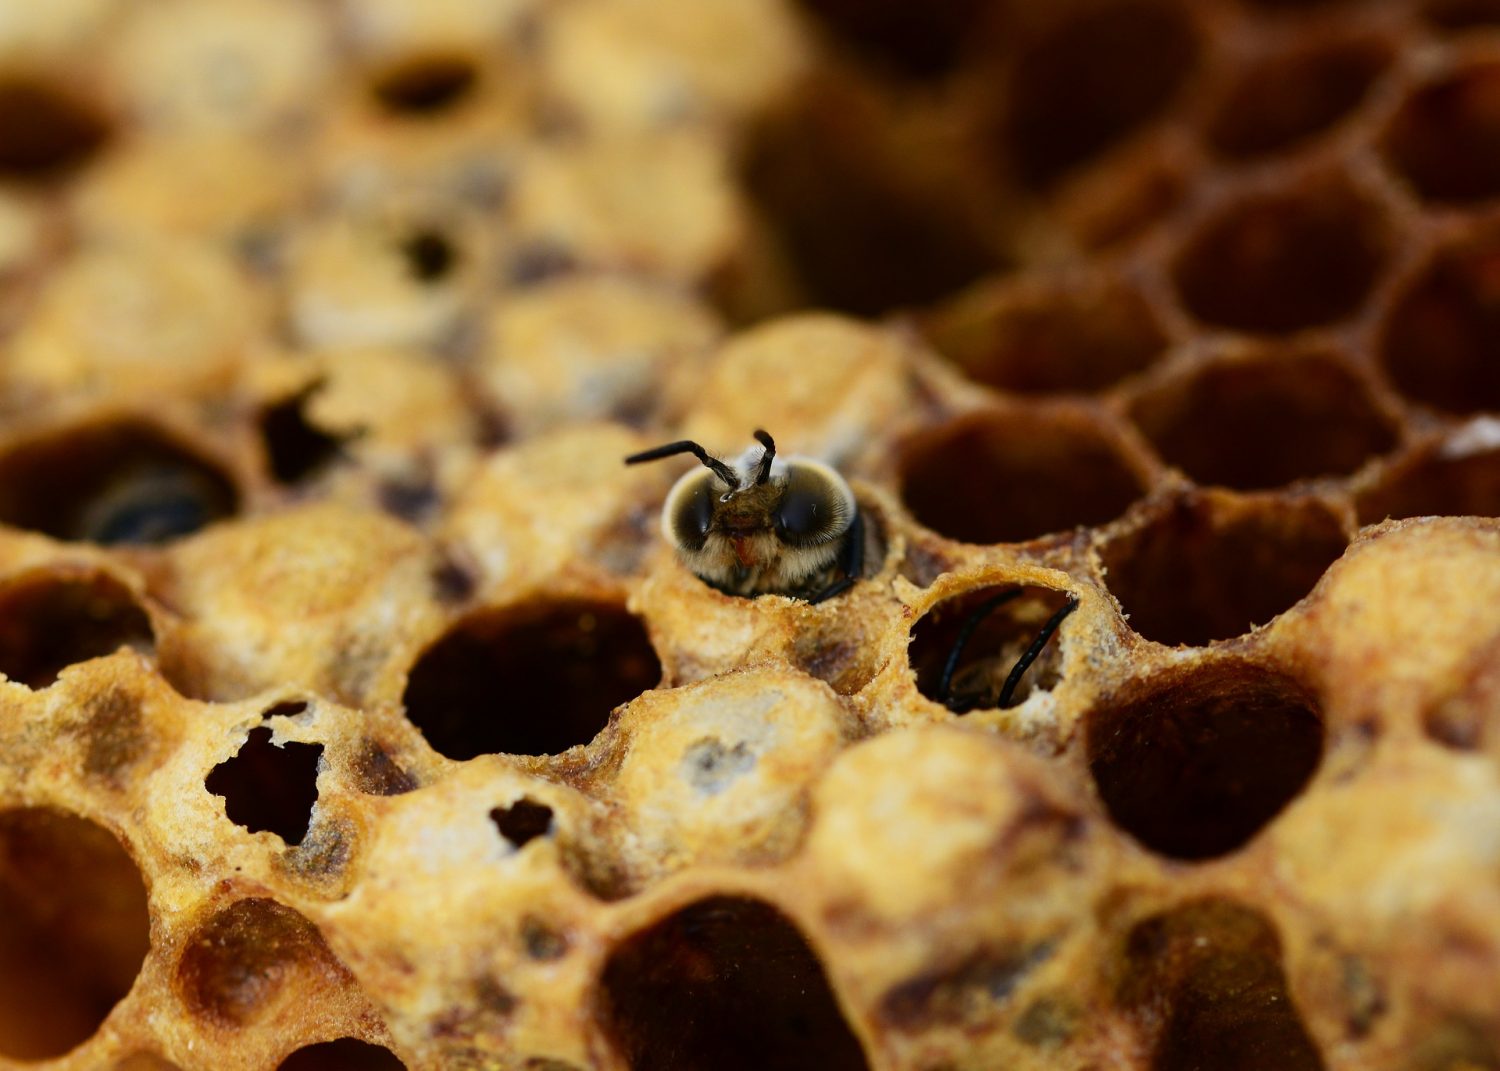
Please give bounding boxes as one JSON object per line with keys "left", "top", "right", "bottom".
{"left": 668, "top": 475, "right": 716, "bottom": 552}
{"left": 774, "top": 463, "right": 850, "bottom": 547}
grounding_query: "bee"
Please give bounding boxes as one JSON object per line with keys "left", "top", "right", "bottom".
{"left": 625, "top": 430, "right": 864, "bottom": 603}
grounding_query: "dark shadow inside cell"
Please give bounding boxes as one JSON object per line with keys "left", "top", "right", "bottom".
{"left": 1099, "top": 494, "right": 1347, "bottom": 647}
{"left": 1003, "top": 2, "right": 1199, "bottom": 190}
{"left": 898, "top": 409, "right": 1149, "bottom": 544}
{"left": 0, "top": 77, "right": 111, "bottom": 183}
{"left": 0, "top": 572, "right": 154, "bottom": 688}
{"left": 1127, "top": 351, "right": 1399, "bottom": 490}
{"left": 1384, "top": 62, "right": 1500, "bottom": 204}
{"left": 205, "top": 727, "right": 323, "bottom": 846}
{"left": 1118, "top": 899, "right": 1326, "bottom": 1069}
{"left": 370, "top": 55, "right": 478, "bottom": 115}
{"left": 791, "top": 0, "right": 991, "bottom": 78}
{"left": 0, "top": 421, "right": 237, "bottom": 545}
{"left": 399, "top": 229, "right": 458, "bottom": 284}
{"left": 402, "top": 600, "right": 661, "bottom": 759}
{"left": 1357, "top": 444, "right": 1500, "bottom": 523}
{"left": 491, "top": 798, "right": 554, "bottom": 849}
{"left": 260, "top": 386, "right": 349, "bottom": 486}
{"left": 1423, "top": 0, "right": 1500, "bottom": 27}
{"left": 278, "top": 1038, "right": 407, "bottom": 1071}
{"left": 0, "top": 808, "right": 149, "bottom": 1061}
{"left": 599, "top": 896, "right": 870, "bottom": 1071}
{"left": 908, "top": 584, "right": 1075, "bottom": 711}
{"left": 1088, "top": 662, "right": 1324, "bottom": 860}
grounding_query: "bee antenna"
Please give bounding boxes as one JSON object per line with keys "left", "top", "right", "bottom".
{"left": 752, "top": 429, "right": 776, "bottom": 485}
{"left": 624, "top": 439, "right": 740, "bottom": 491}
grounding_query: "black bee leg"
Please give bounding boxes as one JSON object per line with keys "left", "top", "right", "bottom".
{"left": 997, "top": 595, "right": 1080, "bottom": 709}
{"left": 807, "top": 509, "right": 865, "bottom": 605}
{"left": 938, "top": 588, "right": 1022, "bottom": 711}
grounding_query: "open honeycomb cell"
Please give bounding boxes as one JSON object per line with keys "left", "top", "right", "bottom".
{"left": 0, "top": 1, "right": 1495, "bottom": 1069}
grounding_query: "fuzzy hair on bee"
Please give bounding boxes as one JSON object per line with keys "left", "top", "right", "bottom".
{"left": 625, "top": 430, "right": 864, "bottom": 603}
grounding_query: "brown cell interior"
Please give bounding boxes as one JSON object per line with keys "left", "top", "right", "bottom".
{"left": 1422, "top": 0, "right": 1500, "bottom": 27}
{"left": 175, "top": 898, "right": 351, "bottom": 1028}
{"left": 1379, "top": 235, "right": 1500, "bottom": 415}
{"left": 205, "top": 727, "right": 324, "bottom": 846}
{"left": 1384, "top": 62, "right": 1500, "bottom": 204}
{"left": 1126, "top": 350, "right": 1399, "bottom": 490}
{"left": 1088, "top": 663, "right": 1324, "bottom": 860}
{"left": 0, "top": 77, "right": 111, "bottom": 182}
{"left": 1100, "top": 494, "right": 1348, "bottom": 647}
{"left": 898, "top": 409, "right": 1150, "bottom": 544}
{"left": 369, "top": 55, "right": 479, "bottom": 115}
{"left": 1358, "top": 444, "right": 1500, "bottom": 523}
{"left": 1204, "top": 35, "right": 1391, "bottom": 159}
{"left": 1173, "top": 178, "right": 1388, "bottom": 333}
{"left": 0, "top": 571, "right": 154, "bottom": 688}
{"left": 791, "top": 0, "right": 992, "bottom": 79}
{"left": 1119, "top": 899, "right": 1325, "bottom": 1069}
{"left": 1002, "top": 2, "right": 1199, "bottom": 190}
{"left": 0, "top": 421, "right": 238, "bottom": 546}
{"left": 277, "top": 1038, "right": 407, "bottom": 1071}
{"left": 0, "top": 808, "right": 150, "bottom": 1061}
{"left": 922, "top": 275, "right": 1169, "bottom": 395}
{"left": 908, "top": 584, "right": 1076, "bottom": 711}
{"left": 491, "top": 798, "right": 555, "bottom": 849}
{"left": 598, "top": 896, "right": 870, "bottom": 1071}
{"left": 402, "top": 600, "right": 662, "bottom": 759}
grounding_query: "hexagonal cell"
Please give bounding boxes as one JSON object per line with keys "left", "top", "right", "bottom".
{"left": 0, "top": 570, "right": 154, "bottom": 688}
{"left": 921, "top": 272, "right": 1169, "bottom": 395}
{"left": 175, "top": 898, "right": 352, "bottom": 1029}
{"left": 898, "top": 407, "right": 1152, "bottom": 544}
{"left": 599, "top": 897, "right": 870, "bottom": 1071}
{"left": 0, "top": 808, "right": 149, "bottom": 1060}
{"left": 792, "top": 0, "right": 991, "bottom": 78}
{"left": 0, "top": 76, "right": 111, "bottom": 183}
{"left": 278, "top": 1039, "right": 407, "bottom": 1070}
{"left": 1204, "top": 34, "right": 1392, "bottom": 160}
{"left": 737, "top": 82, "right": 1002, "bottom": 317}
{"left": 0, "top": 420, "right": 238, "bottom": 545}
{"left": 1100, "top": 493, "right": 1348, "bottom": 647}
{"left": 1379, "top": 232, "right": 1500, "bottom": 415}
{"left": 206, "top": 727, "right": 323, "bottom": 846}
{"left": 402, "top": 599, "right": 662, "bottom": 759}
{"left": 1088, "top": 661, "right": 1323, "bottom": 860}
{"left": 1002, "top": 1, "right": 1200, "bottom": 190}
{"left": 1422, "top": 0, "right": 1500, "bottom": 28}
{"left": 1357, "top": 436, "right": 1500, "bottom": 523}
{"left": 1385, "top": 61, "right": 1500, "bottom": 205}
{"left": 909, "top": 584, "right": 1078, "bottom": 711}
{"left": 1126, "top": 348, "right": 1399, "bottom": 490}
{"left": 1118, "top": 900, "right": 1324, "bottom": 1067}
{"left": 1172, "top": 175, "right": 1390, "bottom": 334}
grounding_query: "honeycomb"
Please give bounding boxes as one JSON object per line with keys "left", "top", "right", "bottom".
{"left": 0, "top": 0, "right": 1497, "bottom": 1069}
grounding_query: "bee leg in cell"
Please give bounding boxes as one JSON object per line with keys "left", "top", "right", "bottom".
{"left": 807, "top": 509, "right": 865, "bottom": 605}
{"left": 938, "top": 588, "right": 1023, "bottom": 711}
{"left": 997, "top": 596, "right": 1080, "bottom": 709}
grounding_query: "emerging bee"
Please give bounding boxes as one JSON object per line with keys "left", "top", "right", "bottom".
{"left": 625, "top": 430, "right": 864, "bottom": 603}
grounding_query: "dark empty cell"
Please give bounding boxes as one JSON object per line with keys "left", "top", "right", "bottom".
{"left": 399, "top": 230, "right": 458, "bottom": 283}
{"left": 1379, "top": 237, "right": 1500, "bottom": 415}
{"left": 1423, "top": 0, "right": 1500, "bottom": 28}
{"left": 0, "top": 808, "right": 150, "bottom": 1061}
{"left": 1357, "top": 445, "right": 1500, "bottom": 522}
{"left": 1089, "top": 663, "right": 1324, "bottom": 860}
{"left": 1100, "top": 495, "right": 1347, "bottom": 647}
{"left": 1206, "top": 37, "right": 1391, "bottom": 159}
{"left": 205, "top": 727, "right": 323, "bottom": 846}
{"left": 1119, "top": 900, "right": 1325, "bottom": 1070}
{"left": 909, "top": 585, "right": 1075, "bottom": 711}
{"left": 898, "top": 410, "right": 1148, "bottom": 544}
{"left": 0, "top": 78, "right": 111, "bottom": 182}
{"left": 1005, "top": 2, "right": 1199, "bottom": 190}
{"left": 923, "top": 277, "right": 1168, "bottom": 394}
{"left": 792, "top": 0, "right": 989, "bottom": 78}
{"left": 0, "top": 422, "right": 237, "bottom": 545}
{"left": 737, "top": 86, "right": 1003, "bottom": 318}
{"left": 1173, "top": 181, "right": 1388, "bottom": 333}
{"left": 370, "top": 55, "right": 478, "bottom": 114}
{"left": 1127, "top": 352, "right": 1399, "bottom": 490}
{"left": 402, "top": 600, "right": 660, "bottom": 759}
{"left": 491, "top": 798, "right": 554, "bottom": 848}
{"left": 0, "top": 573, "right": 153, "bottom": 688}
{"left": 600, "top": 897, "right": 870, "bottom": 1071}
{"left": 260, "top": 387, "right": 348, "bottom": 485}
{"left": 1385, "top": 63, "right": 1500, "bottom": 204}
{"left": 278, "top": 1038, "right": 407, "bottom": 1071}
